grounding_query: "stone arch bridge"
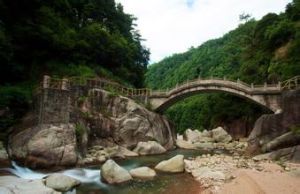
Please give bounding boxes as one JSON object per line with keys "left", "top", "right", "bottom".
{"left": 149, "top": 76, "right": 299, "bottom": 113}
{"left": 40, "top": 75, "right": 300, "bottom": 115}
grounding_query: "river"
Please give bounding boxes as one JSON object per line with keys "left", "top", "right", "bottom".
{"left": 0, "top": 149, "right": 212, "bottom": 194}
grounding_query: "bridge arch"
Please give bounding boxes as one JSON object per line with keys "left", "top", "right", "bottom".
{"left": 149, "top": 79, "right": 282, "bottom": 113}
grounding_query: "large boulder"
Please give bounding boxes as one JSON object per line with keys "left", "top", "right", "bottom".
{"left": 45, "top": 173, "right": 80, "bottom": 192}
{"left": 8, "top": 88, "right": 175, "bottom": 168}
{"left": 8, "top": 124, "right": 78, "bottom": 168}
{"left": 133, "top": 141, "right": 166, "bottom": 155}
{"left": 155, "top": 155, "right": 184, "bottom": 173}
{"left": 0, "top": 176, "right": 59, "bottom": 194}
{"left": 83, "top": 89, "right": 176, "bottom": 150}
{"left": 247, "top": 90, "right": 300, "bottom": 155}
{"left": 254, "top": 145, "right": 300, "bottom": 162}
{"left": 101, "top": 159, "right": 132, "bottom": 184}
{"left": 129, "top": 167, "right": 156, "bottom": 179}
{"left": 211, "top": 127, "right": 232, "bottom": 143}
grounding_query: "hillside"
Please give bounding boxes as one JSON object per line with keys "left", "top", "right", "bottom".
{"left": 146, "top": 0, "right": 300, "bottom": 134}
{"left": 0, "top": 0, "right": 149, "bottom": 133}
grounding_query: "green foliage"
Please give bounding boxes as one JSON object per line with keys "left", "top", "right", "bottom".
{"left": 0, "top": 0, "right": 149, "bottom": 87}
{"left": 0, "top": 85, "right": 31, "bottom": 131}
{"left": 290, "top": 125, "right": 300, "bottom": 134}
{"left": 75, "top": 123, "right": 86, "bottom": 138}
{"left": 146, "top": 1, "right": 300, "bottom": 133}
{"left": 0, "top": 0, "right": 149, "bottom": 132}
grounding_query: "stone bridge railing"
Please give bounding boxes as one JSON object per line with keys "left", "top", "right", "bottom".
{"left": 38, "top": 75, "right": 300, "bottom": 98}
{"left": 149, "top": 77, "right": 283, "bottom": 97}
{"left": 39, "top": 75, "right": 151, "bottom": 97}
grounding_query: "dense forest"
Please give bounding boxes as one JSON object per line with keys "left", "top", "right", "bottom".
{"left": 146, "top": 0, "right": 300, "bottom": 134}
{"left": 0, "top": 0, "right": 149, "bottom": 133}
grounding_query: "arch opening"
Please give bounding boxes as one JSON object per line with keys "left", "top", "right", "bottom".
{"left": 158, "top": 92, "right": 272, "bottom": 139}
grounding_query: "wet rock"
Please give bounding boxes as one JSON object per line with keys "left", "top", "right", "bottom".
{"left": 155, "top": 155, "right": 184, "bottom": 173}
{"left": 101, "top": 159, "right": 132, "bottom": 184}
{"left": 211, "top": 127, "right": 232, "bottom": 143}
{"left": 45, "top": 173, "right": 80, "bottom": 192}
{"left": 118, "top": 146, "right": 138, "bottom": 157}
{"left": 129, "top": 167, "right": 156, "bottom": 179}
{"left": 0, "top": 176, "right": 59, "bottom": 194}
{"left": 133, "top": 141, "right": 166, "bottom": 155}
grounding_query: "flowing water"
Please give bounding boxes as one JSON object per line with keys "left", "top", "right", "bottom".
{"left": 0, "top": 149, "right": 211, "bottom": 194}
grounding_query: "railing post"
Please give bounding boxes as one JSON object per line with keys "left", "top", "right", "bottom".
{"left": 223, "top": 76, "right": 226, "bottom": 80}
{"left": 251, "top": 83, "right": 254, "bottom": 89}
{"left": 237, "top": 78, "right": 240, "bottom": 83}
{"left": 264, "top": 82, "right": 267, "bottom": 88}
{"left": 278, "top": 81, "right": 281, "bottom": 89}
{"left": 61, "top": 78, "right": 69, "bottom": 90}
{"left": 43, "top": 75, "right": 51, "bottom": 89}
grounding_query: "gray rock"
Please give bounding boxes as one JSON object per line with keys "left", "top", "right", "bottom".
{"left": 118, "top": 146, "right": 138, "bottom": 157}
{"left": 176, "top": 139, "right": 197, "bottom": 150}
{"left": 247, "top": 90, "right": 300, "bottom": 155}
{"left": 183, "top": 129, "right": 202, "bottom": 143}
{"left": 194, "top": 142, "right": 215, "bottom": 150}
{"left": 8, "top": 124, "right": 78, "bottom": 168}
{"left": 101, "top": 159, "right": 132, "bottom": 184}
{"left": 211, "top": 127, "right": 232, "bottom": 143}
{"left": 45, "top": 173, "right": 80, "bottom": 192}
{"left": 155, "top": 155, "right": 184, "bottom": 173}
{"left": 129, "top": 167, "right": 156, "bottom": 179}
{"left": 261, "top": 132, "right": 300, "bottom": 153}
{"left": 252, "top": 153, "right": 272, "bottom": 161}
{"left": 0, "top": 176, "right": 59, "bottom": 194}
{"left": 84, "top": 89, "right": 176, "bottom": 150}
{"left": 133, "top": 141, "right": 166, "bottom": 155}
{"left": 8, "top": 88, "right": 176, "bottom": 168}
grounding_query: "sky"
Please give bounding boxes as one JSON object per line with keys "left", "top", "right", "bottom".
{"left": 115, "top": 0, "right": 292, "bottom": 63}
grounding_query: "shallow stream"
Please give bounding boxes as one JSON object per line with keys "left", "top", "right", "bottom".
{"left": 1, "top": 149, "right": 211, "bottom": 194}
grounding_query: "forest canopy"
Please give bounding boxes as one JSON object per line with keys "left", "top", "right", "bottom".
{"left": 0, "top": 0, "right": 149, "bottom": 132}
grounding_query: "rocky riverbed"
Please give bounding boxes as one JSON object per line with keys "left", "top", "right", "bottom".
{"left": 185, "top": 153, "right": 300, "bottom": 194}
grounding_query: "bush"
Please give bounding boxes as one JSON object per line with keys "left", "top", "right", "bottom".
{"left": 75, "top": 123, "right": 86, "bottom": 138}
{"left": 0, "top": 85, "right": 31, "bottom": 132}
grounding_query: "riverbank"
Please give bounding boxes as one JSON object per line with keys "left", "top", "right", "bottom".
{"left": 1, "top": 147, "right": 300, "bottom": 194}
{"left": 185, "top": 153, "right": 300, "bottom": 194}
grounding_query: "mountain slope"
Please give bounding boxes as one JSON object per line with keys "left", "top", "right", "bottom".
{"left": 145, "top": 0, "right": 300, "bottom": 134}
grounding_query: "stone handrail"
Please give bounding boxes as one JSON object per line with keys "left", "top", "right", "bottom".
{"left": 281, "top": 76, "right": 300, "bottom": 90}
{"left": 39, "top": 75, "right": 299, "bottom": 98}
{"left": 40, "top": 76, "right": 151, "bottom": 97}
{"left": 150, "top": 77, "right": 283, "bottom": 97}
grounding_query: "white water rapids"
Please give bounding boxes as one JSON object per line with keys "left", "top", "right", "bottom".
{"left": 1, "top": 161, "right": 106, "bottom": 186}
